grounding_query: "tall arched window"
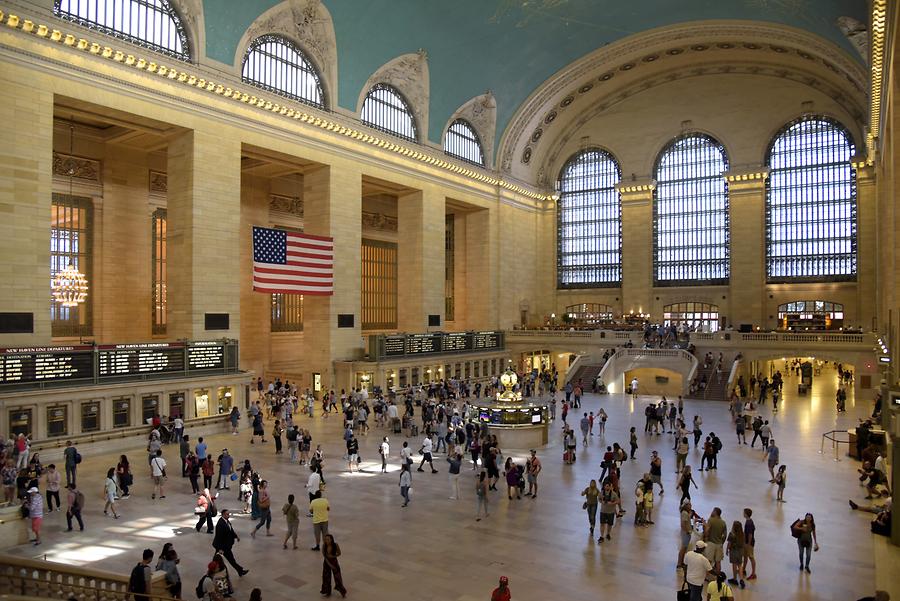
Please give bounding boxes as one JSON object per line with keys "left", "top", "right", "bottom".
{"left": 361, "top": 84, "right": 417, "bottom": 142}
{"left": 766, "top": 117, "right": 857, "bottom": 282}
{"left": 557, "top": 149, "right": 622, "bottom": 288}
{"left": 54, "top": 0, "right": 190, "bottom": 61}
{"left": 444, "top": 119, "right": 485, "bottom": 166}
{"left": 242, "top": 35, "right": 325, "bottom": 109}
{"left": 653, "top": 134, "right": 729, "bottom": 286}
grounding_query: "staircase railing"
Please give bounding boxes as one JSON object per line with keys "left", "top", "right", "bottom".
{"left": 0, "top": 554, "right": 170, "bottom": 601}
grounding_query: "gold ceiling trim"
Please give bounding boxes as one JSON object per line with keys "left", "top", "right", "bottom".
{"left": 869, "top": 0, "right": 887, "bottom": 157}
{"left": 0, "top": 10, "right": 552, "bottom": 203}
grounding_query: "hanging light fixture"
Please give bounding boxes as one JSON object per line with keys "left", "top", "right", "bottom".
{"left": 51, "top": 118, "right": 88, "bottom": 308}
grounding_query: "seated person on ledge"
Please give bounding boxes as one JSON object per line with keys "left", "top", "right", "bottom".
{"left": 858, "top": 462, "right": 889, "bottom": 499}
{"left": 849, "top": 496, "right": 892, "bottom": 537}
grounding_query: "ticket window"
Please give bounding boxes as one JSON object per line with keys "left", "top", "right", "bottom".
{"left": 482, "top": 360, "right": 488, "bottom": 377}
{"left": 47, "top": 406, "right": 68, "bottom": 438}
{"left": 9, "top": 409, "right": 32, "bottom": 438}
{"left": 113, "top": 398, "right": 131, "bottom": 428}
{"left": 169, "top": 393, "right": 185, "bottom": 419}
{"left": 194, "top": 389, "right": 210, "bottom": 418}
{"left": 491, "top": 359, "right": 497, "bottom": 375}
{"left": 217, "top": 387, "right": 233, "bottom": 415}
{"left": 81, "top": 401, "right": 100, "bottom": 433}
{"left": 386, "top": 371, "right": 396, "bottom": 389}
{"left": 398, "top": 368, "right": 408, "bottom": 388}
{"left": 454, "top": 363, "right": 462, "bottom": 379}
{"left": 356, "top": 372, "right": 373, "bottom": 391}
{"left": 142, "top": 395, "right": 159, "bottom": 424}
{"left": 474, "top": 361, "right": 480, "bottom": 378}
{"left": 411, "top": 368, "right": 419, "bottom": 386}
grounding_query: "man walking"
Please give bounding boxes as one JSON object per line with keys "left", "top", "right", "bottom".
{"left": 580, "top": 413, "right": 590, "bottom": 445}
{"left": 179, "top": 435, "right": 190, "bottom": 477}
{"left": 417, "top": 435, "right": 438, "bottom": 473}
{"left": 63, "top": 440, "right": 79, "bottom": 486}
{"left": 447, "top": 452, "right": 462, "bottom": 499}
{"left": 213, "top": 509, "right": 248, "bottom": 576}
{"left": 309, "top": 491, "right": 330, "bottom": 550}
{"left": 684, "top": 541, "right": 712, "bottom": 601}
{"left": 525, "top": 450, "right": 541, "bottom": 499}
{"left": 766, "top": 439, "right": 780, "bottom": 482}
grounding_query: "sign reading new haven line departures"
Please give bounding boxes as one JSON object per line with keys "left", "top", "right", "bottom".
{"left": 374, "top": 331, "right": 504, "bottom": 360}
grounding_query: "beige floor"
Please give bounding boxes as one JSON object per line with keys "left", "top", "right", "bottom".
{"left": 5, "top": 366, "right": 891, "bottom": 601}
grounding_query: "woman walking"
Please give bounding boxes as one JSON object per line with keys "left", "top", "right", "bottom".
{"left": 250, "top": 480, "right": 272, "bottom": 538}
{"left": 775, "top": 465, "right": 787, "bottom": 502}
{"left": 678, "top": 466, "right": 698, "bottom": 506}
{"left": 320, "top": 534, "right": 347, "bottom": 598}
{"left": 157, "top": 545, "right": 182, "bottom": 599}
{"left": 581, "top": 479, "right": 600, "bottom": 534}
{"left": 201, "top": 456, "right": 215, "bottom": 491}
{"left": 629, "top": 427, "right": 638, "bottom": 460}
{"left": 726, "top": 520, "right": 745, "bottom": 588}
{"left": 272, "top": 420, "right": 284, "bottom": 455}
{"left": 116, "top": 455, "right": 132, "bottom": 499}
{"left": 795, "top": 513, "right": 818, "bottom": 573}
{"left": 475, "top": 470, "right": 489, "bottom": 521}
{"left": 504, "top": 458, "right": 520, "bottom": 500}
{"left": 195, "top": 488, "right": 215, "bottom": 533}
{"left": 399, "top": 464, "right": 411, "bottom": 507}
{"left": 675, "top": 437, "right": 689, "bottom": 474}
{"left": 103, "top": 467, "right": 119, "bottom": 519}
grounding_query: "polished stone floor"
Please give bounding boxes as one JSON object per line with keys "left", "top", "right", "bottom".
{"left": 6, "top": 365, "right": 889, "bottom": 600}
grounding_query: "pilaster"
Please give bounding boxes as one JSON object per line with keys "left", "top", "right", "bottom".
{"left": 465, "top": 207, "right": 498, "bottom": 329}
{"left": 855, "top": 161, "right": 877, "bottom": 331}
{"left": 398, "top": 186, "right": 445, "bottom": 331}
{"left": 724, "top": 167, "right": 768, "bottom": 328}
{"left": 617, "top": 180, "right": 655, "bottom": 315}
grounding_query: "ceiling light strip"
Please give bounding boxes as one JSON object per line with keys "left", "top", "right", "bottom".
{"left": 0, "top": 10, "right": 551, "bottom": 202}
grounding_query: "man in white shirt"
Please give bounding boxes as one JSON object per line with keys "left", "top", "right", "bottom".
{"left": 417, "top": 436, "right": 437, "bottom": 473}
{"left": 387, "top": 402, "right": 399, "bottom": 432}
{"left": 399, "top": 441, "right": 413, "bottom": 470}
{"left": 173, "top": 416, "right": 184, "bottom": 443}
{"left": 684, "top": 540, "right": 712, "bottom": 601}
{"left": 305, "top": 466, "right": 321, "bottom": 511}
{"left": 150, "top": 450, "right": 167, "bottom": 500}
{"left": 631, "top": 377, "right": 639, "bottom": 399}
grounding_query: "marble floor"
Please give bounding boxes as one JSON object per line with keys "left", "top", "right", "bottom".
{"left": 4, "top": 366, "right": 890, "bottom": 601}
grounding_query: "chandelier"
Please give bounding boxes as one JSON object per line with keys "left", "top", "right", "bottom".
{"left": 52, "top": 262, "right": 88, "bottom": 307}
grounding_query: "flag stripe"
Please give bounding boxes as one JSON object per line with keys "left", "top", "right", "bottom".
{"left": 252, "top": 226, "right": 334, "bottom": 296}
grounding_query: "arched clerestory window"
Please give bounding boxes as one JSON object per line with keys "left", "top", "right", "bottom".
{"left": 360, "top": 83, "right": 417, "bottom": 142}
{"left": 766, "top": 117, "right": 857, "bottom": 282}
{"left": 653, "top": 134, "right": 730, "bottom": 286}
{"left": 54, "top": 0, "right": 190, "bottom": 61}
{"left": 444, "top": 119, "right": 485, "bottom": 166}
{"left": 556, "top": 149, "right": 622, "bottom": 288}
{"left": 242, "top": 35, "right": 325, "bottom": 109}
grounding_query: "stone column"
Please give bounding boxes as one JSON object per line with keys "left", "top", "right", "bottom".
{"left": 855, "top": 161, "right": 877, "bottom": 331}
{"left": 0, "top": 80, "right": 53, "bottom": 344}
{"left": 465, "top": 207, "right": 498, "bottom": 329}
{"left": 302, "top": 162, "right": 363, "bottom": 388}
{"left": 397, "top": 186, "right": 445, "bottom": 332}
{"left": 167, "top": 130, "right": 241, "bottom": 340}
{"left": 724, "top": 168, "right": 768, "bottom": 329}
{"left": 617, "top": 181, "right": 655, "bottom": 316}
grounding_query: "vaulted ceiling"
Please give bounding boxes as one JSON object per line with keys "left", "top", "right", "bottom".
{"left": 200, "top": 0, "right": 867, "bottom": 146}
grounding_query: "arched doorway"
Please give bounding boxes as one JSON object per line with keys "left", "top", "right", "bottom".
{"left": 663, "top": 302, "right": 720, "bottom": 332}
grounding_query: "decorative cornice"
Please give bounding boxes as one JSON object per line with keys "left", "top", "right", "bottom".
{"left": 149, "top": 170, "right": 167, "bottom": 194}
{"left": 723, "top": 167, "right": 768, "bottom": 185}
{"left": 269, "top": 194, "right": 304, "bottom": 218}
{"left": 869, "top": 0, "right": 887, "bottom": 150}
{"left": 616, "top": 179, "right": 656, "bottom": 203}
{"left": 0, "top": 9, "right": 553, "bottom": 204}
{"left": 361, "top": 211, "right": 398, "bottom": 232}
{"left": 52, "top": 151, "right": 100, "bottom": 182}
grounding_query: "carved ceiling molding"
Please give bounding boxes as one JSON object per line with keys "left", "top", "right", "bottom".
{"left": 498, "top": 21, "right": 868, "bottom": 175}
{"left": 234, "top": 0, "right": 337, "bottom": 108}
{"left": 269, "top": 194, "right": 304, "bottom": 218}
{"left": 149, "top": 170, "right": 167, "bottom": 194}
{"left": 52, "top": 152, "right": 101, "bottom": 183}
{"left": 541, "top": 60, "right": 867, "bottom": 176}
{"left": 173, "top": 0, "right": 204, "bottom": 60}
{"left": 445, "top": 92, "right": 497, "bottom": 168}
{"left": 358, "top": 51, "right": 430, "bottom": 140}
{"left": 361, "top": 211, "right": 398, "bottom": 232}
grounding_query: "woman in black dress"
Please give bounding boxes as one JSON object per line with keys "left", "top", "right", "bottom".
{"left": 321, "top": 534, "right": 347, "bottom": 597}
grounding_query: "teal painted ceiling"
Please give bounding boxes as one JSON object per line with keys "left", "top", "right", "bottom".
{"left": 201, "top": 0, "right": 866, "bottom": 148}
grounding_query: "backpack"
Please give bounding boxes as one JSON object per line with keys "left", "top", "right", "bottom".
{"left": 195, "top": 574, "right": 209, "bottom": 599}
{"left": 74, "top": 490, "right": 85, "bottom": 510}
{"left": 74, "top": 452, "right": 82, "bottom": 465}
{"left": 128, "top": 563, "right": 147, "bottom": 594}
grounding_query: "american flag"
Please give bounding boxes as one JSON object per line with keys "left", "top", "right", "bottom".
{"left": 252, "top": 226, "right": 334, "bottom": 295}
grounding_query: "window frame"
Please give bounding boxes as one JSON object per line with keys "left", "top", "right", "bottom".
{"left": 765, "top": 116, "right": 857, "bottom": 283}
{"left": 444, "top": 118, "right": 485, "bottom": 166}
{"left": 662, "top": 302, "right": 720, "bottom": 332}
{"left": 652, "top": 133, "right": 730, "bottom": 287}
{"left": 360, "top": 83, "right": 418, "bottom": 142}
{"left": 54, "top": 0, "right": 191, "bottom": 61}
{"left": 151, "top": 207, "right": 167, "bottom": 335}
{"left": 556, "top": 147, "right": 623, "bottom": 289}
{"left": 51, "top": 193, "right": 93, "bottom": 338}
{"left": 241, "top": 34, "right": 326, "bottom": 109}
{"left": 361, "top": 238, "right": 398, "bottom": 330}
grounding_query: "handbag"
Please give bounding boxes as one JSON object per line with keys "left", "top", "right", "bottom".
{"left": 582, "top": 501, "right": 588, "bottom": 510}
{"left": 676, "top": 577, "right": 690, "bottom": 601}
{"left": 790, "top": 518, "right": 803, "bottom": 538}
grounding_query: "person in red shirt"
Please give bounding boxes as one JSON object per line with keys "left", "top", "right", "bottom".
{"left": 491, "top": 576, "right": 511, "bottom": 601}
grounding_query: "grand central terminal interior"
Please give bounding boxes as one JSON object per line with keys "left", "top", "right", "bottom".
{"left": 0, "top": 1, "right": 899, "bottom": 600}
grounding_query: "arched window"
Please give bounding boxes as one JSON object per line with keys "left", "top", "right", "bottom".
{"left": 777, "top": 300, "right": 844, "bottom": 331}
{"left": 663, "top": 302, "right": 720, "bottom": 333}
{"left": 54, "top": 0, "right": 190, "bottom": 61}
{"left": 557, "top": 149, "right": 622, "bottom": 288}
{"left": 242, "top": 35, "right": 325, "bottom": 109}
{"left": 361, "top": 84, "right": 417, "bottom": 142}
{"left": 653, "top": 134, "right": 729, "bottom": 285}
{"left": 444, "top": 119, "right": 484, "bottom": 166}
{"left": 766, "top": 117, "right": 857, "bottom": 282}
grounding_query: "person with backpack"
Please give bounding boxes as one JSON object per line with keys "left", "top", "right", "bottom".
{"left": 127, "top": 549, "right": 154, "bottom": 601}
{"left": 65, "top": 482, "right": 84, "bottom": 531}
{"left": 775, "top": 465, "right": 787, "bottom": 502}
{"left": 710, "top": 433, "right": 722, "bottom": 470}
{"left": 197, "top": 561, "right": 223, "bottom": 601}
{"left": 750, "top": 415, "right": 763, "bottom": 447}
{"left": 195, "top": 488, "right": 216, "bottom": 533}
{"left": 63, "top": 440, "right": 80, "bottom": 486}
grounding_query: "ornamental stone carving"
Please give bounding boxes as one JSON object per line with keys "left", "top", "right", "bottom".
{"left": 149, "top": 170, "right": 167, "bottom": 194}
{"left": 269, "top": 194, "right": 304, "bottom": 218}
{"left": 446, "top": 92, "right": 497, "bottom": 167}
{"left": 361, "top": 211, "right": 398, "bottom": 232}
{"left": 360, "top": 52, "right": 430, "bottom": 139}
{"left": 52, "top": 152, "right": 100, "bottom": 183}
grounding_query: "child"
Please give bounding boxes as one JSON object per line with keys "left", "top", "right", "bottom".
{"left": 634, "top": 479, "right": 646, "bottom": 525}
{"left": 775, "top": 464, "right": 787, "bottom": 502}
{"left": 642, "top": 479, "right": 655, "bottom": 525}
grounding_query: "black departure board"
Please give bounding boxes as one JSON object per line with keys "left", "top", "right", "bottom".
{"left": 98, "top": 343, "right": 185, "bottom": 376}
{"left": 373, "top": 331, "right": 504, "bottom": 359}
{"left": 0, "top": 346, "right": 94, "bottom": 385}
{"left": 188, "top": 343, "right": 225, "bottom": 370}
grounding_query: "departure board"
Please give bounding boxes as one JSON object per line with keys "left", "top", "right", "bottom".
{"left": 382, "top": 335, "right": 407, "bottom": 357}
{"left": 405, "top": 333, "right": 442, "bottom": 355}
{"left": 0, "top": 346, "right": 93, "bottom": 384}
{"left": 98, "top": 343, "right": 185, "bottom": 376}
{"left": 188, "top": 343, "right": 225, "bottom": 370}
{"left": 441, "top": 332, "right": 473, "bottom": 352}
{"left": 373, "top": 331, "right": 504, "bottom": 359}
{"left": 473, "top": 331, "right": 502, "bottom": 350}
